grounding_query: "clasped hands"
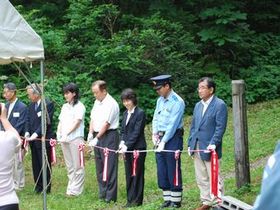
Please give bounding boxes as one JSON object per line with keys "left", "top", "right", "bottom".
{"left": 152, "top": 134, "right": 165, "bottom": 152}
{"left": 24, "top": 132, "right": 38, "bottom": 141}
{"left": 87, "top": 133, "right": 99, "bottom": 147}
{"left": 118, "top": 141, "right": 127, "bottom": 153}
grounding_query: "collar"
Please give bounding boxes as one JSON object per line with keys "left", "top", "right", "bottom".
{"left": 9, "top": 98, "right": 18, "bottom": 106}
{"left": 128, "top": 106, "right": 136, "bottom": 115}
{"left": 201, "top": 95, "right": 214, "bottom": 106}
{"left": 37, "top": 99, "right": 41, "bottom": 106}
{"left": 163, "top": 90, "right": 174, "bottom": 101}
{"left": 97, "top": 93, "right": 109, "bottom": 104}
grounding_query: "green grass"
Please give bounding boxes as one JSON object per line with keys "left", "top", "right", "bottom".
{"left": 18, "top": 99, "right": 280, "bottom": 209}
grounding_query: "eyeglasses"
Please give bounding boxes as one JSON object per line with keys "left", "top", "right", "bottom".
{"left": 197, "top": 86, "right": 209, "bottom": 91}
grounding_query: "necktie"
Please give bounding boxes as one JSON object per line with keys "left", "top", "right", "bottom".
{"left": 35, "top": 103, "right": 39, "bottom": 110}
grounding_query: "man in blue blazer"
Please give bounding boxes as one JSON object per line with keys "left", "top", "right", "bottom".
{"left": 188, "top": 77, "right": 227, "bottom": 210}
{"left": 3, "top": 82, "right": 27, "bottom": 190}
{"left": 25, "top": 83, "right": 54, "bottom": 193}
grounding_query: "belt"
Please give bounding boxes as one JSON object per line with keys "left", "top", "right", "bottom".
{"left": 93, "top": 129, "right": 117, "bottom": 135}
{"left": 157, "top": 128, "right": 184, "bottom": 137}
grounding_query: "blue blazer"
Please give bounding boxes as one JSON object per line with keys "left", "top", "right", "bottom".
{"left": 188, "top": 96, "right": 227, "bottom": 161}
{"left": 5, "top": 99, "right": 27, "bottom": 136}
{"left": 120, "top": 107, "right": 146, "bottom": 150}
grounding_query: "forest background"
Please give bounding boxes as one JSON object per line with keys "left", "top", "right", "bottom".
{"left": 1, "top": 0, "right": 280, "bottom": 124}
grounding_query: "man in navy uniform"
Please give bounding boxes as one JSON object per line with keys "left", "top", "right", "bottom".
{"left": 151, "top": 75, "right": 185, "bottom": 208}
{"left": 3, "top": 82, "right": 27, "bottom": 190}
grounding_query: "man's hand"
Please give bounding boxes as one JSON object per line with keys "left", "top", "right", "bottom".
{"left": 28, "top": 133, "right": 38, "bottom": 141}
{"left": 88, "top": 137, "right": 98, "bottom": 147}
{"left": 156, "top": 141, "right": 165, "bottom": 152}
{"left": 152, "top": 134, "right": 160, "bottom": 146}
{"left": 24, "top": 132, "right": 30, "bottom": 139}
{"left": 119, "top": 143, "right": 128, "bottom": 154}
{"left": 188, "top": 147, "right": 192, "bottom": 156}
{"left": 87, "top": 133, "right": 93, "bottom": 142}
{"left": 207, "top": 144, "right": 216, "bottom": 151}
{"left": 119, "top": 140, "right": 125, "bottom": 149}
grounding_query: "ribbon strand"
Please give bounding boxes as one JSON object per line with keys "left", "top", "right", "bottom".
{"left": 102, "top": 148, "right": 110, "bottom": 182}
{"left": 78, "top": 143, "right": 85, "bottom": 168}
{"left": 132, "top": 150, "right": 139, "bottom": 177}
{"left": 49, "top": 139, "right": 57, "bottom": 165}
{"left": 174, "top": 150, "right": 180, "bottom": 186}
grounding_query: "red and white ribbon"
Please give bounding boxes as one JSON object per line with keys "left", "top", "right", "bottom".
{"left": 174, "top": 150, "right": 180, "bottom": 186}
{"left": 49, "top": 139, "right": 57, "bottom": 165}
{"left": 102, "top": 148, "right": 110, "bottom": 182}
{"left": 132, "top": 150, "right": 139, "bottom": 177}
{"left": 211, "top": 150, "right": 219, "bottom": 197}
{"left": 78, "top": 143, "right": 85, "bottom": 168}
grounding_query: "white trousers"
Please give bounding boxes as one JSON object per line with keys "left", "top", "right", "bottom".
{"left": 13, "top": 149, "right": 25, "bottom": 189}
{"left": 194, "top": 152, "right": 224, "bottom": 206}
{"left": 61, "top": 137, "right": 85, "bottom": 196}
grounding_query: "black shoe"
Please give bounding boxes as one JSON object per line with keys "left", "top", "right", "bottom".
{"left": 124, "top": 203, "right": 141, "bottom": 208}
{"left": 105, "top": 199, "right": 116, "bottom": 203}
{"left": 161, "top": 201, "right": 171, "bottom": 208}
{"left": 170, "top": 202, "right": 181, "bottom": 208}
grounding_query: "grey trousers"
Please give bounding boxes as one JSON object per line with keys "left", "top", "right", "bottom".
{"left": 13, "top": 149, "right": 25, "bottom": 189}
{"left": 61, "top": 137, "right": 85, "bottom": 196}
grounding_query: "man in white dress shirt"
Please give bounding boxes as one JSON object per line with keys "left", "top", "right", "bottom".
{"left": 88, "top": 80, "right": 120, "bottom": 203}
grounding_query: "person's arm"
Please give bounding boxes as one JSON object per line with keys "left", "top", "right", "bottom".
{"left": 67, "top": 119, "right": 82, "bottom": 135}
{"left": 209, "top": 102, "right": 228, "bottom": 146}
{"left": 96, "top": 122, "right": 110, "bottom": 139}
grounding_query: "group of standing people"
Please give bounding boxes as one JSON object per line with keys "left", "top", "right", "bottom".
{"left": 0, "top": 75, "right": 228, "bottom": 210}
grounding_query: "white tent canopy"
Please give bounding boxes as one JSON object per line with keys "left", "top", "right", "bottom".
{"left": 0, "top": 0, "right": 44, "bottom": 64}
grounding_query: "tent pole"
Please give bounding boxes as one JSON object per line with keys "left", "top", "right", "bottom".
{"left": 40, "top": 60, "right": 47, "bottom": 210}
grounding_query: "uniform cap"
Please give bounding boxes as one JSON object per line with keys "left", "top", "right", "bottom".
{"left": 150, "top": 75, "right": 171, "bottom": 90}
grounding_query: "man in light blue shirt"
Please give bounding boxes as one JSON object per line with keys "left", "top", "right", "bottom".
{"left": 151, "top": 75, "right": 185, "bottom": 209}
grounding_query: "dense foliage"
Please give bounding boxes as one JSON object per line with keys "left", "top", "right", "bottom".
{"left": 1, "top": 0, "right": 280, "bottom": 124}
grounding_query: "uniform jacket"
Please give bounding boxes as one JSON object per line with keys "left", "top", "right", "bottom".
{"left": 5, "top": 99, "right": 27, "bottom": 136}
{"left": 120, "top": 107, "right": 146, "bottom": 150}
{"left": 25, "top": 99, "right": 55, "bottom": 142}
{"left": 188, "top": 95, "right": 227, "bottom": 161}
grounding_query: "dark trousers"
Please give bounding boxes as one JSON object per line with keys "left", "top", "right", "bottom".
{"left": 0, "top": 204, "right": 19, "bottom": 210}
{"left": 30, "top": 141, "right": 52, "bottom": 192}
{"left": 156, "top": 130, "right": 183, "bottom": 192}
{"left": 94, "top": 130, "right": 119, "bottom": 202}
{"left": 124, "top": 152, "right": 146, "bottom": 205}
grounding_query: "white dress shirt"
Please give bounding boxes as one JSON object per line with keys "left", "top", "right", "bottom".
{"left": 126, "top": 106, "right": 136, "bottom": 125}
{"left": 201, "top": 95, "right": 214, "bottom": 116}
{"left": 7, "top": 98, "right": 17, "bottom": 119}
{"left": 90, "top": 93, "right": 119, "bottom": 132}
{"left": 58, "top": 101, "right": 86, "bottom": 141}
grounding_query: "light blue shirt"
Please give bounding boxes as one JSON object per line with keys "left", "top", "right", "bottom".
{"left": 152, "top": 90, "right": 185, "bottom": 143}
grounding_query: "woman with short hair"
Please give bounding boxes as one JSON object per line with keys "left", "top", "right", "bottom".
{"left": 119, "top": 88, "right": 147, "bottom": 207}
{"left": 56, "top": 83, "right": 86, "bottom": 196}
